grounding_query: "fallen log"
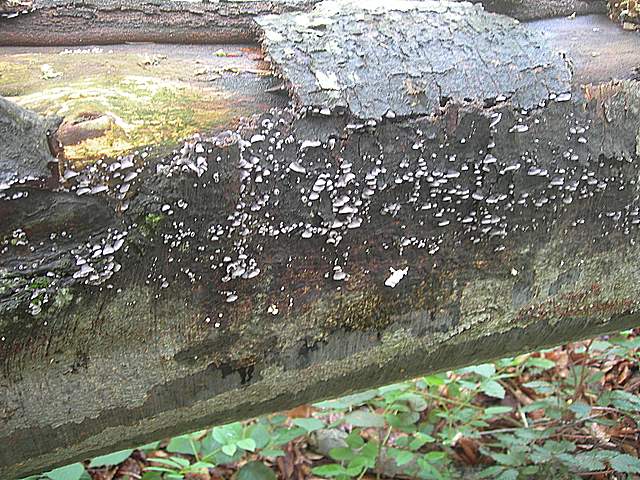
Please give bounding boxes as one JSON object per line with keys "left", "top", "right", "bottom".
{"left": 1, "top": 1, "right": 640, "bottom": 478}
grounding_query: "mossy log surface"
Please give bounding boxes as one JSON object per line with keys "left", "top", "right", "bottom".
{"left": 1, "top": 1, "right": 640, "bottom": 478}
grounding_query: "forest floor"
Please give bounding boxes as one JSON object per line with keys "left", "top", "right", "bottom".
{"left": 23, "top": 329, "right": 640, "bottom": 480}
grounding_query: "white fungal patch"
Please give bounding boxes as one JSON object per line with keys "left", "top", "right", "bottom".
{"left": 385, "top": 267, "right": 408, "bottom": 288}
{"left": 289, "top": 161, "right": 307, "bottom": 174}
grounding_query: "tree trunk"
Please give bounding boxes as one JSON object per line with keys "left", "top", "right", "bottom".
{"left": 1, "top": 1, "right": 640, "bottom": 478}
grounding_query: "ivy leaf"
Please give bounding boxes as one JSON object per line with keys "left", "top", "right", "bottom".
{"left": 343, "top": 410, "right": 385, "bottom": 428}
{"left": 328, "top": 447, "right": 354, "bottom": 462}
{"left": 89, "top": 449, "right": 134, "bottom": 467}
{"left": 248, "top": 423, "right": 271, "bottom": 449}
{"left": 45, "top": 463, "right": 86, "bottom": 480}
{"left": 292, "top": 417, "right": 325, "bottom": 433}
{"left": 391, "top": 449, "right": 414, "bottom": 466}
{"left": 166, "top": 436, "right": 200, "bottom": 455}
{"left": 237, "top": 461, "right": 276, "bottom": 480}
{"left": 237, "top": 438, "right": 257, "bottom": 452}
{"left": 409, "top": 432, "right": 435, "bottom": 450}
{"left": 611, "top": 454, "right": 640, "bottom": 473}
{"left": 221, "top": 443, "right": 237, "bottom": 457}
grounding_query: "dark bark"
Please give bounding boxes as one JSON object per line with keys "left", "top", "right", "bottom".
{"left": 0, "top": 0, "right": 612, "bottom": 46}
{"left": 0, "top": 0, "right": 321, "bottom": 46}
{"left": 1, "top": 2, "right": 640, "bottom": 478}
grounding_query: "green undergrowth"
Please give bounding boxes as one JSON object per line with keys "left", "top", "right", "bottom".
{"left": 20, "top": 330, "right": 640, "bottom": 480}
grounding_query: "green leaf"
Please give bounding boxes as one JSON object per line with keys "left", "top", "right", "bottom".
{"left": 481, "top": 380, "right": 506, "bottom": 399}
{"left": 477, "top": 466, "right": 505, "bottom": 478}
{"left": 464, "top": 363, "right": 496, "bottom": 378}
{"left": 345, "top": 456, "right": 368, "bottom": 475}
{"left": 45, "top": 463, "right": 85, "bottom": 480}
{"left": 166, "top": 436, "right": 200, "bottom": 455}
{"left": 568, "top": 401, "right": 591, "bottom": 419}
{"left": 329, "top": 447, "right": 354, "bottom": 462}
{"left": 237, "top": 438, "right": 257, "bottom": 452}
{"left": 311, "top": 464, "right": 348, "bottom": 477}
{"left": 346, "top": 431, "right": 365, "bottom": 449}
{"left": 259, "top": 448, "right": 283, "bottom": 457}
{"left": 191, "top": 461, "right": 216, "bottom": 470}
{"left": 273, "top": 427, "right": 306, "bottom": 445}
{"left": 488, "top": 450, "right": 524, "bottom": 467}
{"left": 212, "top": 423, "right": 242, "bottom": 445}
{"left": 141, "top": 472, "right": 163, "bottom": 480}
{"left": 424, "top": 451, "right": 446, "bottom": 462}
{"left": 292, "top": 417, "right": 325, "bottom": 433}
{"left": 409, "top": 432, "right": 435, "bottom": 450}
{"left": 529, "top": 446, "right": 552, "bottom": 464}
{"left": 359, "top": 440, "right": 379, "bottom": 462}
{"left": 343, "top": 410, "right": 385, "bottom": 428}
{"left": 422, "top": 375, "right": 445, "bottom": 386}
{"left": 600, "top": 390, "right": 640, "bottom": 413}
{"left": 138, "top": 441, "right": 161, "bottom": 452}
{"left": 237, "top": 461, "right": 276, "bottom": 480}
{"left": 401, "top": 393, "right": 428, "bottom": 412}
{"left": 484, "top": 406, "right": 513, "bottom": 416}
{"left": 221, "top": 443, "right": 237, "bottom": 457}
{"left": 391, "top": 449, "right": 414, "bottom": 466}
{"left": 611, "top": 454, "right": 640, "bottom": 473}
{"left": 524, "top": 357, "right": 556, "bottom": 370}
{"left": 522, "top": 381, "right": 554, "bottom": 394}
{"left": 168, "top": 457, "right": 191, "bottom": 469}
{"left": 248, "top": 423, "right": 271, "bottom": 449}
{"left": 496, "top": 468, "right": 519, "bottom": 480}
{"left": 89, "top": 449, "right": 134, "bottom": 467}
{"left": 314, "top": 390, "right": 377, "bottom": 410}
{"left": 145, "top": 457, "right": 185, "bottom": 469}
{"left": 386, "top": 411, "right": 420, "bottom": 429}
{"left": 557, "top": 452, "right": 605, "bottom": 472}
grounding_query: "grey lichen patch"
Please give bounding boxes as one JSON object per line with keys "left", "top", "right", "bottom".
{"left": 460, "top": 277, "right": 513, "bottom": 327}
{"left": 256, "top": 0, "right": 572, "bottom": 119}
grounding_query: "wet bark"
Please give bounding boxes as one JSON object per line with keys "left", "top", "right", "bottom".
{"left": 1, "top": 1, "right": 640, "bottom": 478}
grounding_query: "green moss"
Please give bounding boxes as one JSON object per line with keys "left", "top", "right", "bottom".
{"left": 145, "top": 213, "right": 165, "bottom": 229}
{"left": 0, "top": 51, "right": 251, "bottom": 164}
{"left": 53, "top": 288, "right": 74, "bottom": 311}
{"left": 29, "top": 276, "right": 51, "bottom": 290}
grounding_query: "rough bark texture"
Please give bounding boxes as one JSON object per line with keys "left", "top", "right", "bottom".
{"left": 0, "top": 0, "right": 609, "bottom": 46}
{"left": 0, "top": 97, "right": 61, "bottom": 186}
{"left": 256, "top": 0, "right": 572, "bottom": 117}
{"left": 1, "top": 1, "right": 640, "bottom": 478}
{"left": 0, "top": 0, "right": 321, "bottom": 46}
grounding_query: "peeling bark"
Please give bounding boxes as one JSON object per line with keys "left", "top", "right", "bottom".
{"left": 1, "top": 1, "right": 640, "bottom": 478}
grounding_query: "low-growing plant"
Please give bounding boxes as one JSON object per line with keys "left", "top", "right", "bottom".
{"left": 20, "top": 331, "right": 640, "bottom": 480}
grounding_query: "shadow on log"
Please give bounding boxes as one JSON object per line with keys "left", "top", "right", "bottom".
{"left": 1, "top": 1, "right": 640, "bottom": 478}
